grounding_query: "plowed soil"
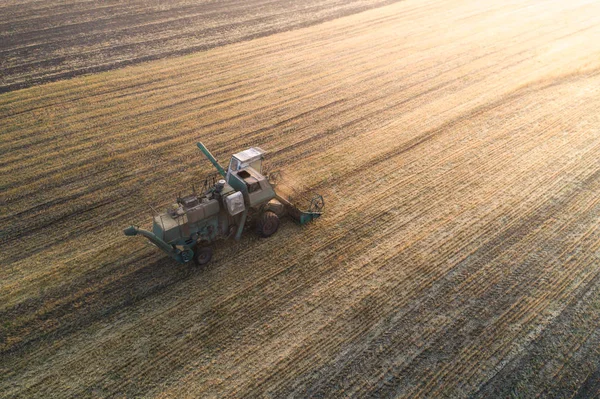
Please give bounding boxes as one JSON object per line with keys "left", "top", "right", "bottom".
{"left": 1, "top": 0, "right": 599, "bottom": 397}
{"left": 0, "top": 0, "right": 399, "bottom": 93}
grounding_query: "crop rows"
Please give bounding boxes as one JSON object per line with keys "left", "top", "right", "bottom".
{"left": 1, "top": 0, "right": 599, "bottom": 397}
{"left": 0, "top": 0, "right": 400, "bottom": 93}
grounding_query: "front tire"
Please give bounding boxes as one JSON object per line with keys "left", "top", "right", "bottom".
{"left": 256, "top": 211, "right": 279, "bottom": 237}
{"left": 194, "top": 246, "right": 213, "bottom": 266}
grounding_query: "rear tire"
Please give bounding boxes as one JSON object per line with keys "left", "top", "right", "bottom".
{"left": 193, "top": 246, "right": 212, "bottom": 266}
{"left": 256, "top": 211, "right": 279, "bottom": 237}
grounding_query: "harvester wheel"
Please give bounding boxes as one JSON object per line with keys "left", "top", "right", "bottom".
{"left": 257, "top": 211, "right": 279, "bottom": 237}
{"left": 194, "top": 246, "right": 212, "bottom": 266}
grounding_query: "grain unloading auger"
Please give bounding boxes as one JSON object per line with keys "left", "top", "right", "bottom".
{"left": 123, "top": 142, "right": 324, "bottom": 265}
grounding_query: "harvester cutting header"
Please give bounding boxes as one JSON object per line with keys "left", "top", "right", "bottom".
{"left": 124, "top": 142, "right": 324, "bottom": 265}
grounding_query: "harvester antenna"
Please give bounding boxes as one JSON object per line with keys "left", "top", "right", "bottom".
{"left": 148, "top": 204, "right": 159, "bottom": 216}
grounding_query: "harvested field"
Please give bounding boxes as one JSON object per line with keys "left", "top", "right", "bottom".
{"left": 1, "top": 0, "right": 600, "bottom": 397}
{"left": 0, "top": 0, "right": 400, "bottom": 93}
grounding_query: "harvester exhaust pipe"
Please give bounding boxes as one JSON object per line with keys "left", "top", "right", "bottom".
{"left": 197, "top": 142, "right": 226, "bottom": 178}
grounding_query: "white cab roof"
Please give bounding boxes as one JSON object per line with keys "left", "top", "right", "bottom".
{"left": 232, "top": 147, "right": 265, "bottom": 163}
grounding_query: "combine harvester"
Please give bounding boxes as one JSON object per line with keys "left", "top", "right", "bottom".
{"left": 124, "top": 142, "right": 324, "bottom": 265}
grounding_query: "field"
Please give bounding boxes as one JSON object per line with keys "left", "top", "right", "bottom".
{"left": 1, "top": 0, "right": 599, "bottom": 397}
{"left": 0, "top": 0, "right": 399, "bottom": 93}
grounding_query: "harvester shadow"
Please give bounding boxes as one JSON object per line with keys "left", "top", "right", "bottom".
{"left": 1, "top": 223, "right": 291, "bottom": 359}
{"left": 2, "top": 253, "right": 196, "bottom": 358}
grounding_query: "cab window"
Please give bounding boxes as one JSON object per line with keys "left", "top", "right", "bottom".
{"left": 229, "top": 158, "right": 240, "bottom": 172}
{"left": 249, "top": 159, "right": 262, "bottom": 173}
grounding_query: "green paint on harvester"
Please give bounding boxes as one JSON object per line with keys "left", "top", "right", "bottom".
{"left": 123, "top": 142, "right": 324, "bottom": 265}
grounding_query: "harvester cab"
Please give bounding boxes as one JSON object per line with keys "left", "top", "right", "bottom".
{"left": 227, "top": 147, "right": 264, "bottom": 176}
{"left": 123, "top": 142, "right": 324, "bottom": 266}
{"left": 198, "top": 143, "right": 276, "bottom": 210}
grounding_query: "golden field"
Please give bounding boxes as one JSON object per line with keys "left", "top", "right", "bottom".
{"left": 1, "top": 0, "right": 599, "bottom": 397}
